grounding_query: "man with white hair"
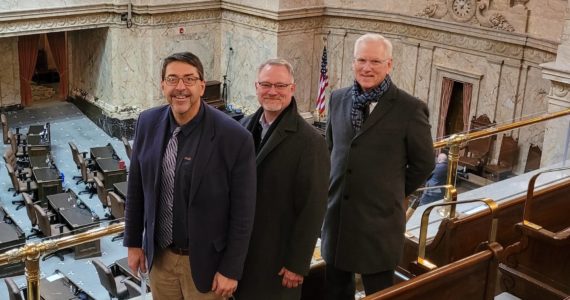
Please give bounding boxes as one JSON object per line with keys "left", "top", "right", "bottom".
{"left": 322, "top": 33, "right": 435, "bottom": 298}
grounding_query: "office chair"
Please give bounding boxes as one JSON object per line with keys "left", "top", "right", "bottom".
{"left": 6, "top": 164, "right": 37, "bottom": 201}
{"left": 1, "top": 113, "right": 10, "bottom": 145}
{"left": 23, "top": 193, "right": 42, "bottom": 239}
{"left": 69, "top": 141, "right": 90, "bottom": 183}
{"left": 33, "top": 204, "right": 72, "bottom": 261}
{"left": 124, "top": 278, "right": 145, "bottom": 298}
{"left": 4, "top": 277, "right": 23, "bottom": 300}
{"left": 108, "top": 191, "right": 125, "bottom": 242}
{"left": 3, "top": 148, "right": 31, "bottom": 178}
{"left": 78, "top": 155, "right": 97, "bottom": 198}
{"left": 92, "top": 258, "right": 129, "bottom": 299}
{"left": 94, "top": 177, "right": 112, "bottom": 220}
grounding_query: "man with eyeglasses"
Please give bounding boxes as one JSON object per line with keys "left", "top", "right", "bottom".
{"left": 321, "top": 33, "right": 435, "bottom": 298}
{"left": 124, "top": 52, "right": 256, "bottom": 299}
{"left": 236, "top": 58, "right": 330, "bottom": 299}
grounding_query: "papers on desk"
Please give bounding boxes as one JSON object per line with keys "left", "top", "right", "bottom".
{"left": 46, "top": 273, "right": 64, "bottom": 282}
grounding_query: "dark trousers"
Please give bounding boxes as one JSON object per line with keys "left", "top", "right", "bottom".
{"left": 325, "top": 264, "right": 394, "bottom": 299}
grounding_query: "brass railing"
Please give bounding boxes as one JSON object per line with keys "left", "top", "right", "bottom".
{"left": 1, "top": 109, "right": 570, "bottom": 300}
{"left": 0, "top": 222, "right": 124, "bottom": 300}
{"left": 433, "top": 108, "right": 570, "bottom": 213}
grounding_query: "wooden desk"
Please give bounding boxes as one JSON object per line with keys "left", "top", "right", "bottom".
{"left": 26, "top": 135, "right": 50, "bottom": 156}
{"left": 96, "top": 158, "right": 127, "bottom": 189}
{"left": 114, "top": 181, "right": 128, "bottom": 198}
{"left": 90, "top": 145, "right": 116, "bottom": 159}
{"left": 33, "top": 167, "right": 62, "bottom": 203}
{"left": 46, "top": 192, "right": 101, "bottom": 259}
{"left": 29, "top": 155, "right": 52, "bottom": 169}
{"left": 28, "top": 124, "right": 45, "bottom": 135}
{"left": 40, "top": 272, "right": 96, "bottom": 300}
{"left": 0, "top": 207, "right": 25, "bottom": 277}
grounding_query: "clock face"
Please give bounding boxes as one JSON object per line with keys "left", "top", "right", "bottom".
{"left": 448, "top": 0, "right": 476, "bottom": 22}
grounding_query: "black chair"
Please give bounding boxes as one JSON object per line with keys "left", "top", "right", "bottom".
{"left": 4, "top": 277, "right": 23, "bottom": 300}
{"left": 92, "top": 258, "right": 129, "bottom": 299}
{"left": 33, "top": 204, "right": 72, "bottom": 261}
{"left": 23, "top": 193, "right": 42, "bottom": 239}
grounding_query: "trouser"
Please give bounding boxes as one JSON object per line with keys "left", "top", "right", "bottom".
{"left": 325, "top": 264, "right": 394, "bottom": 300}
{"left": 149, "top": 248, "right": 225, "bottom": 300}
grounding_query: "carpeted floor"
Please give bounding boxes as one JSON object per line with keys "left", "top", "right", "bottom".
{"left": 0, "top": 100, "right": 131, "bottom": 299}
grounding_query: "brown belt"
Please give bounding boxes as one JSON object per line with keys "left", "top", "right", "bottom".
{"left": 168, "top": 247, "right": 189, "bottom": 256}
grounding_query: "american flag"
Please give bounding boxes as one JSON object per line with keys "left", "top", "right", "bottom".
{"left": 315, "top": 47, "right": 329, "bottom": 116}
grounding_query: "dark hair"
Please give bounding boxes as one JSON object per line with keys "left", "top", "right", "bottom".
{"left": 161, "top": 52, "right": 204, "bottom": 80}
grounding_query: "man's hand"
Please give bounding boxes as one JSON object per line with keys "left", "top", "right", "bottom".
{"left": 211, "top": 272, "right": 237, "bottom": 297}
{"left": 127, "top": 247, "right": 147, "bottom": 277}
{"left": 278, "top": 267, "right": 304, "bottom": 288}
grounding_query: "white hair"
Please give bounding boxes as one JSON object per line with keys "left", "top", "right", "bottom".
{"left": 354, "top": 33, "right": 393, "bottom": 58}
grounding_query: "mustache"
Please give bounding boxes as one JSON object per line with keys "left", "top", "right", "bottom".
{"left": 170, "top": 91, "right": 191, "bottom": 97}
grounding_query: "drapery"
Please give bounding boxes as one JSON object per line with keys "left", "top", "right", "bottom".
{"left": 436, "top": 77, "right": 454, "bottom": 139}
{"left": 462, "top": 82, "right": 473, "bottom": 132}
{"left": 18, "top": 34, "right": 40, "bottom": 106}
{"left": 47, "top": 32, "right": 68, "bottom": 100}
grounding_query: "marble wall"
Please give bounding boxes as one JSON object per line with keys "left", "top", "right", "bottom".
{"left": 0, "top": 37, "right": 20, "bottom": 107}
{"left": 68, "top": 18, "right": 221, "bottom": 119}
{"left": 221, "top": 19, "right": 277, "bottom": 113}
{"left": 0, "top": 0, "right": 567, "bottom": 173}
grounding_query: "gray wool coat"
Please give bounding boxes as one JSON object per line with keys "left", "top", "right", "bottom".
{"left": 321, "top": 83, "right": 435, "bottom": 274}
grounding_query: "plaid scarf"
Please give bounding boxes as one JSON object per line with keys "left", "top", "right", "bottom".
{"left": 351, "top": 74, "right": 392, "bottom": 131}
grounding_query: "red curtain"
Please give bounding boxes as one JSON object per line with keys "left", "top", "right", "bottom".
{"left": 18, "top": 35, "right": 40, "bottom": 106}
{"left": 462, "top": 82, "right": 473, "bottom": 132}
{"left": 436, "top": 77, "right": 454, "bottom": 139}
{"left": 47, "top": 32, "right": 68, "bottom": 100}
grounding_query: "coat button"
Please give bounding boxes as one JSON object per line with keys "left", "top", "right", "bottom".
{"left": 347, "top": 169, "right": 352, "bottom": 174}
{"left": 343, "top": 195, "right": 349, "bottom": 200}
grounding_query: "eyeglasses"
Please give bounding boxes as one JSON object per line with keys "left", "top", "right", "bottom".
{"left": 164, "top": 76, "right": 201, "bottom": 86}
{"left": 256, "top": 82, "right": 294, "bottom": 91}
{"left": 353, "top": 57, "right": 391, "bottom": 67}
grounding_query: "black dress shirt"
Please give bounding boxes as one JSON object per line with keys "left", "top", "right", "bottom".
{"left": 162, "top": 104, "right": 205, "bottom": 249}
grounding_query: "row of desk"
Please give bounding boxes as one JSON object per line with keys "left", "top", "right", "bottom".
{"left": 46, "top": 191, "right": 102, "bottom": 259}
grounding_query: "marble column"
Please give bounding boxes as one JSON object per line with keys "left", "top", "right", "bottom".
{"left": 540, "top": 1, "right": 570, "bottom": 167}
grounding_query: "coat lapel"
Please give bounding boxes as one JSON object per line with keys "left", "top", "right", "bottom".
{"left": 256, "top": 103, "right": 298, "bottom": 166}
{"left": 188, "top": 103, "right": 216, "bottom": 203}
{"left": 354, "top": 84, "right": 397, "bottom": 140}
{"left": 153, "top": 107, "right": 171, "bottom": 197}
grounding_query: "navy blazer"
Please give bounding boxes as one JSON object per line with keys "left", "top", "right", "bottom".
{"left": 123, "top": 102, "right": 256, "bottom": 292}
